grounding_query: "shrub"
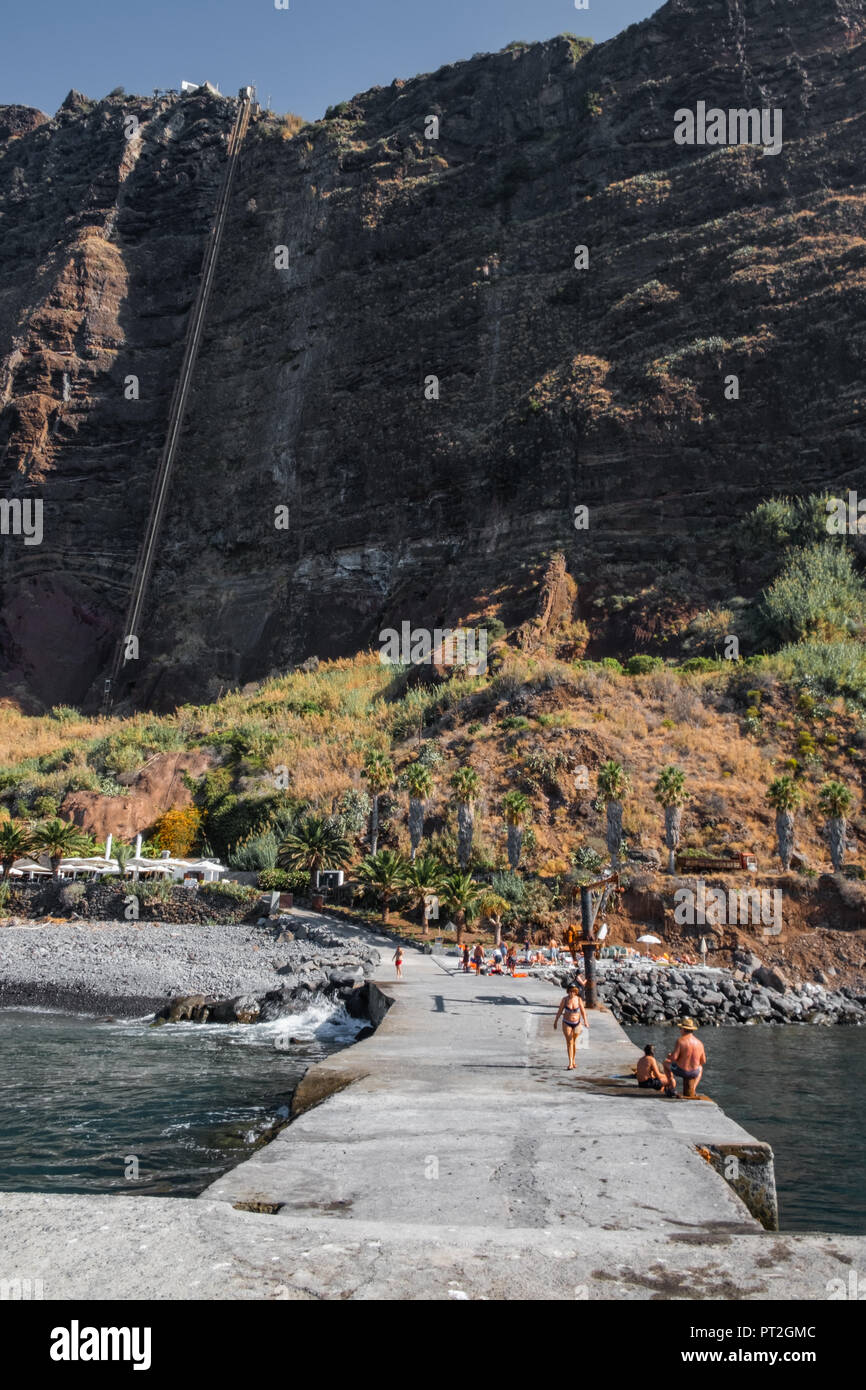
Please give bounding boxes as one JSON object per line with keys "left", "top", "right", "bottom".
{"left": 153, "top": 807, "right": 202, "bottom": 857}
{"left": 228, "top": 828, "right": 278, "bottom": 871}
{"left": 625, "top": 655, "right": 665, "bottom": 676}
{"left": 763, "top": 544, "right": 866, "bottom": 643}
{"left": 59, "top": 881, "right": 86, "bottom": 909}
{"left": 199, "top": 879, "right": 258, "bottom": 902}
{"left": 49, "top": 706, "right": 81, "bottom": 723}
{"left": 257, "top": 867, "right": 307, "bottom": 893}
{"left": 770, "top": 642, "right": 866, "bottom": 709}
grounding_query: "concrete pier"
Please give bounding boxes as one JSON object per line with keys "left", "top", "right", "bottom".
{"left": 1, "top": 916, "right": 864, "bottom": 1299}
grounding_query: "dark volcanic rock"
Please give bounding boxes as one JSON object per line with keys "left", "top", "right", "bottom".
{"left": 1, "top": 2, "right": 866, "bottom": 706}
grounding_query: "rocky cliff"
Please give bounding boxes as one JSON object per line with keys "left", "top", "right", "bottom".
{"left": 1, "top": 0, "right": 865, "bottom": 710}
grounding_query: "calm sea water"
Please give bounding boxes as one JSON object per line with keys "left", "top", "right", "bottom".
{"left": 625, "top": 1023, "right": 866, "bottom": 1235}
{"left": 0, "top": 1003, "right": 362, "bottom": 1197}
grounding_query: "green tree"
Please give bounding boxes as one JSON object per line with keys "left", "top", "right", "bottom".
{"left": 277, "top": 815, "right": 352, "bottom": 897}
{"left": 405, "top": 762, "right": 434, "bottom": 861}
{"left": 765, "top": 777, "right": 802, "bottom": 871}
{"left": 32, "top": 819, "right": 90, "bottom": 878}
{"left": 818, "top": 780, "right": 854, "bottom": 872}
{"left": 477, "top": 889, "right": 509, "bottom": 947}
{"left": 597, "top": 761, "right": 630, "bottom": 867}
{"left": 451, "top": 767, "right": 480, "bottom": 869}
{"left": 358, "top": 849, "right": 409, "bottom": 923}
{"left": 363, "top": 751, "right": 394, "bottom": 856}
{"left": 403, "top": 853, "right": 445, "bottom": 931}
{"left": 0, "top": 820, "right": 36, "bottom": 879}
{"left": 653, "top": 766, "right": 688, "bottom": 873}
{"left": 440, "top": 870, "right": 483, "bottom": 943}
{"left": 502, "top": 789, "right": 531, "bottom": 870}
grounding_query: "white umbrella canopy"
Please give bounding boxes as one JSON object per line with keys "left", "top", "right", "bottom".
{"left": 637, "top": 934, "right": 662, "bottom": 943}
{"left": 7, "top": 857, "right": 51, "bottom": 876}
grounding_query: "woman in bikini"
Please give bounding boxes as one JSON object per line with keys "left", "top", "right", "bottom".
{"left": 393, "top": 947, "right": 403, "bottom": 979}
{"left": 554, "top": 984, "right": 588, "bottom": 1070}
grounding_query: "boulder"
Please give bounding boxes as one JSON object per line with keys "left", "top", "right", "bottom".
{"left": 752, "top": 965, "right": 790, "bottom": 994}
{"left": 209, "top": 994, "right": 261, "bottom": 1024}
{"left": 156, "top": 993, "right": 210, "bottom": 1023}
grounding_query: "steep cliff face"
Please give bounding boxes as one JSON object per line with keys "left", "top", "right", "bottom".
{"left": 2, "top": 0, "right": 866, "bottom": 710}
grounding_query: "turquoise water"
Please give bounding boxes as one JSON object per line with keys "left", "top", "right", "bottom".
{"left": 0, "top": 1004, "right": 361, "bottom": 1197}
{"left": 625, "top": 1023, "right": 866, "bottom": 1235}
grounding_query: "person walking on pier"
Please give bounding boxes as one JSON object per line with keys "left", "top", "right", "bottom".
{"left": 554, "top": 983, "right": 588, "bottom": 1070}
{"left": 393, "top": 946, "right": 404, "bottom": 980}
{"left": 663, "top": 1019, "right": 706, "bottom": 1097}
{"left": 462, "top": 944, "right": 471, "bottom": 973}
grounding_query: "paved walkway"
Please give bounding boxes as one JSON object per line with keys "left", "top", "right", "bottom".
{"left": 1, "top": 919, "right": 864, "bottom": 1299}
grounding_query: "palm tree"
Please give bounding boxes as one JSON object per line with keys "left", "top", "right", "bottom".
{"left": 440, "top": 870, "right": 483, "bottom": 943}
{"left": 0, "top": 820, "right": 35, "bottom": 879}
{"left": 405, "top": 762, "right": 434, "bottom": 861}
{"left": 358, "top": 849, "right": 409, "bottom": 923}
{"left": 502, "top": 790, "right": 531, "bottom": 870}
{"left": 277, "top": 815, "right": 352, "bottom": 897}
{"left": 32, "top": 819, "right": 90, "bottom": 878}
{"left": 653, "top": 766, "right": 687, "bottom": 873}
{"left": 818, "top": 780, "right": 854, "bottom": 872}
{"left": 113, "top": 842, "right": 134, "bottom": 877}
{"left": 597, "top": 761, "right": 631, "bottom": 867}
{"left": 451, "top": 767, "right": 480, "bottom": 869}
{"left": 477, "top": 889, "right": 509, "bottom": 947}
{"left": 404, "top": 853, "right": 445, "bottom": 932}
{"left": 765, "top": 777, "right": 802, "bottom": 871}
{"left": 363, "top": 751, "right": 394, "bottom": 856}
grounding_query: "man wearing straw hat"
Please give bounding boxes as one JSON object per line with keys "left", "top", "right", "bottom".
{"left": 662, "top": 1018, "right": 706, "bottom": 1098}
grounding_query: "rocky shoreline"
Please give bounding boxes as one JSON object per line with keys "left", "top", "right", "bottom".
{"left": 0, "top": 915, "right": 381, "bottom": 1022}
{"left": 547, "top": 956, "right": 866, "bottom": 1027}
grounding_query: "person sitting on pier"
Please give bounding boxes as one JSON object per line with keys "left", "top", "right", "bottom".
{"left": 663, "top": 1019, "right": 706, "bottom": 1098}
{"left": 635, "top": 1044, "right": 666, "bottom": 1091}
{"left": 554, "top": 984, "right": 588, "bottom": 1070}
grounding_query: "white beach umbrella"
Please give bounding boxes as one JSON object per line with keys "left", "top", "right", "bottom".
{"left": 637, "top": 932, "right": 662, "bottom": 958}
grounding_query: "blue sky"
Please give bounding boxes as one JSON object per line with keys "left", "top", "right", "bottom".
{"left": 2, "top": 0, "right": 661, "bottom": 121}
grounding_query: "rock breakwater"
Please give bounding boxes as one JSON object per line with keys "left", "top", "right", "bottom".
{"left": 589, "top": 962, "right": 866, "bottom": 1027}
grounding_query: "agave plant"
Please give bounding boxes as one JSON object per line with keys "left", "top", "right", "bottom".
{"left": 501, "top": 789, "right": 530, "bottom": 871}
{"left": 403, "top": 853, "right": 445, "bottom": 930}
{"left": 597, "top": 760, "right": 631, "bottom": 868}
{"left": 818, "top": 780, "right": 854, "bottom": 872}
{"left": 0, "top": 820, "right": 36, "bottom": 879}
{"left": 653, "top": 765, "right": 687, "bottom": 873}
{"left": 405, "top": 762, "right": 434, "bottom": 861}
{"left": 32, "top": 819, "right": 90, "bottom": 878}
{"left": 765, "top": 777, "right": 803, "bottom": 871}
{"left": 358, "top": 849, "right": 409, "bottom": 923}
{"left": 363, "top": 751, "right": 394, "bottom": 856}
{"left": 277, "top": 815, "right": 352, "bottom": 897}
{"left": 451, "top": 766, "right": 480, "bottom": 869}
{"left": 440, "top": 870, "right": 483, "bottom": 943}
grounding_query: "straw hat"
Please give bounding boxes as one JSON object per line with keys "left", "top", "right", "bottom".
{"left": 678, "top": 1017, "right": 699, "bottom": 1031}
